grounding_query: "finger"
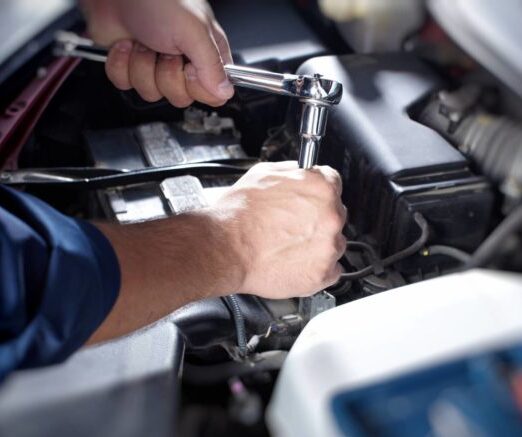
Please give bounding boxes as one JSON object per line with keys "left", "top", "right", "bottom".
{"left": 184, "top": 63, "right": 228, "bottom": 107}
{"left": 128, "top": 42, "right": 162, "bottom": 102}
{"left": 335, "top": 234, "right": 348, "bottom": 259}
{"left": 338, "top": 204, "right": 348, "bottom": 227}
{"left": 156, "top": 55, "right": 194, "bottom": 108}
{"left": 177, "top": 19, "right": 234, "bottom": 101}
{"left": 105, "top": 40, "right": 133, "bottom": 90}
{"left": 211, "top": 21, "right": 233, "bottom": 65}
{"left": 323, "top": 262, "right": 343, "bottom": 288}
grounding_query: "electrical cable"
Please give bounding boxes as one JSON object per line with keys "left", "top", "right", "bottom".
{"left": 222, "top": 295, "right": 248, "bottom": 358}
{"left": 423, "top": 245, "right": 472, "bottom": 263}
{"left": 466, "top": 204, "right": 522, "bottom": 269}
{"left": 0, "top": 160, "right": 256, "bottom": 190}
{"left": 340, "top": 213, "right": 429, "bottom": 281}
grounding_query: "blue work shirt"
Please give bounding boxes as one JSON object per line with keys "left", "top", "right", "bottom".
{"left": 0, "top": 185, "right": 120, "bottom": 380}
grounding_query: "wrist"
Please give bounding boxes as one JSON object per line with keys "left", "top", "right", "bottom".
{"left": 97, "top": 210, "right": 247, "bottom": 301}
{"left": 199, "top": 208, "right": 249, "bottom": 296}
{"left": 90, "top": 210, "right": 249, "bottom": 342}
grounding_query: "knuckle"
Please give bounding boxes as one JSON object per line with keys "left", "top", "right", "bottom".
{"left": 327, "top": 188, "right": 340, "bottom": 204}
{"left": 334, "top": 232, "right": 345, "bottom": 246}
{"left": 330, "top": 238, "right": 343, "bottom": 258}
{"left": 342, "top": 205, "right": 349, "bottom": 221}
{"left": 259, "top": 173, "right": 283, "bottom": 188}
{"left": 319, "top": 165, "right": 340, "bottom": 179}
{"left": 331, "top": 168, "right": 342, "bottom": 183}
{"left": 318, "top": 244, "right": 337, "bottom": 265}
{"left": 322, "top": 174, "right": 338, "bottom": 192}
{"left": 318, "top": 166, "right": 342, "bottom": 191}
{"left": 324, "top": 210, "right": 344, "bottom": 232}
{"left": 335, "top": 235, "right": 348, "bottom": 257}
{"left": 308, "top": 172, "right": 331, "bottom": 194}
{"left": 326, "top": 265, "right": 342, "bottom": 285}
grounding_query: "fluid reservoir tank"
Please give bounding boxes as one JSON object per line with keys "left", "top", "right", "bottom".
{"left": 319, "top": 0, "right": 425, "bottom": 52}
{"left": 267, "top": 270, "right": 522, "bottom": 437}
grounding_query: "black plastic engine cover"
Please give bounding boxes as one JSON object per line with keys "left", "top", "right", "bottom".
{"left": 296, "top": 54, "right": 493, "bottom": 256}
{"left": 212, "top": 0, "right": 327, "bottom": 72}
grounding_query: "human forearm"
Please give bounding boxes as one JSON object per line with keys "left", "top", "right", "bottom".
{"left": 88, "top": 161, "right": 347, "bottom": 344}
{"left": 88, "top": 210, "right": 245, "bottom": 344}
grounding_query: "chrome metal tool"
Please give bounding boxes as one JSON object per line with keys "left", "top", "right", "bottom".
{"left": 54, "top": 31, "right": 343, "bottom": 169}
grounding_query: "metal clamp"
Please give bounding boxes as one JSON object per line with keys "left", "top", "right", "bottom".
{"left": 54, "top": 31, "right": 343, "bottom": 169}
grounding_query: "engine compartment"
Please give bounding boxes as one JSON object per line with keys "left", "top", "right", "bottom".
{"left": 1, "top": 0, "right": 522, "bottom": 436}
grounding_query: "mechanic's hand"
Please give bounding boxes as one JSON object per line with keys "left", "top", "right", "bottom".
{"left": 80, "top": 0, "right": 234, "bottom": 107}
{"left": 214, "top": 161, "right": 347, "bottom": 298}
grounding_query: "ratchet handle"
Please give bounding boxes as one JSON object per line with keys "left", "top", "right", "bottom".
{"left": 54, "top": 31, "right": 343, "bottom": 170}
{"left": 53, "top": 31, "right": 342, "bottom": 105}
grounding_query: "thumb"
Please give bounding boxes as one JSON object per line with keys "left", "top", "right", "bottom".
{"left": 177, "top": 21, "right": 234, "bottom": 101}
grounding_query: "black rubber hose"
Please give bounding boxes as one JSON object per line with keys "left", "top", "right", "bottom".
{"left": 222, "top": 295, "right": 248, "bottom": 358}
{"left": 424, "top": 245, "right": 472, "bottom": 264}
{"left": 466, "top": 204, "right": 522, "bottom": 269}
{"left": 346, "top": 240, "right": 379, "bottom": 260}
{"left": 340, "top": 213, "right": 429, "bottom": 280}
{"left": 418, "top": 96, "right": 522, "bottom": 206}
{"left": 455, "top": 115, "right": 522, "bottom": 188}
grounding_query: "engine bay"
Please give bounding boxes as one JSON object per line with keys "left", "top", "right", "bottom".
{"left": 1, "top": 1, "right": 522, "bottom": 436}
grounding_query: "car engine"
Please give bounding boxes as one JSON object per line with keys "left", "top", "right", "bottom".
{"left": 0, "top": 0, "right": 521, "bottom": 436}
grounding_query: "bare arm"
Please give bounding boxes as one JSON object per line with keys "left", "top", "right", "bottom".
{"left": 88, "top": 162, "right": 347, "bottom": 344}
{"left": 88, "top": 210, "right": 243, "bottom": 344}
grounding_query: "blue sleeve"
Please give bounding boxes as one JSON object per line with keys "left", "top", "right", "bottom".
{"left": 0, "top": 185, "right": 120, "bottom": 380}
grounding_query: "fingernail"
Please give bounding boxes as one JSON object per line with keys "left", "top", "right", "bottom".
{"left": 184, "top": 64, "right": 197, "bottom": 81}
{"left": 161, "top": 54, "right": 176, "bottom": 61}
{"left": 217, "top": 79, "right": 235, "bottom": 99}
{"left": 115, "top": 40, "right": 132, "bottom": 53}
